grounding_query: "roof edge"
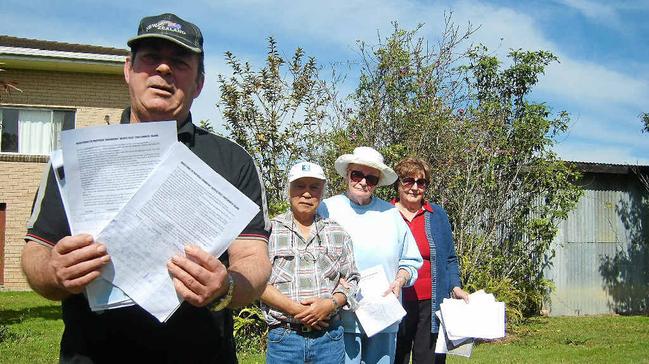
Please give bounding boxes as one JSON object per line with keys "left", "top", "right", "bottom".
{"left": 0, "top": 35, "right": 128, "bottom": 56}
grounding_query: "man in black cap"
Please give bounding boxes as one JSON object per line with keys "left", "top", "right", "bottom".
{"left": 21, "top": 13, "right": 271, "bottom": 363}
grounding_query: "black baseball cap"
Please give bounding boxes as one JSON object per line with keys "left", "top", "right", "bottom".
{"left": 127, "top": 13, "right": 203, "bottom": 53}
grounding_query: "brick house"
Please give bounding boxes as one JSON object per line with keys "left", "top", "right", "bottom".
{"left": 0, "top": 35, "right": 129, "bottom": 289}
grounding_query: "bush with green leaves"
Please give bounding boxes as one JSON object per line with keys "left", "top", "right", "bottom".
{"left": 232, "top": 304, "right": 268, "bottom": 354}
{"left": 217, "top": 37, "right": 338, "bottom": 215}
{"left": 222, "top": 18, "right": 582, "bottom": 350}
{"left": 333, "top": 23, "right": 581, "bottom": 321}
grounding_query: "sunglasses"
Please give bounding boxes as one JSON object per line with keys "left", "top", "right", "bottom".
{"left": 400, "top": 177, "right": 429, "bottom": 189}
{"left": 349, "top": 170, "right": 380, "bottom": 187}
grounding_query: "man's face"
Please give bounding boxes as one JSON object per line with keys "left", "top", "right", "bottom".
{"left": 124, "top": 39, "right": 204, "bottom": 123}
{"left": 289, "top": 177, "right": 324, "bottom": 217}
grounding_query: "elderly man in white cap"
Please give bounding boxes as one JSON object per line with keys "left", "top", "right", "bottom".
{"left": 261, "top": 161, "right": 360, "bottom": 364}
{"left": 318, "top": 147, "right": 423, "bottom": 364}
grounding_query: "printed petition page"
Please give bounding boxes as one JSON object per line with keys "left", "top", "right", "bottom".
{"left": 61, "top": 121, "right": 177, "bottom": 236}
{"left": 60, "top": 121, "right": 177, "bottom": 310}
{"left": 98, "top": 142, "right": 260, "bottom": 322}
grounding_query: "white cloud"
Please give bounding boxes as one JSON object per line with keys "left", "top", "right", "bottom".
{"left": 190, "top": 54, "right": 234, "bottom": 132}
{"left": 3, "top": 0, "right": 647, "bottom": 164}
{"left": 556, "top": 0, "right": 619, "bottom": 22}
{"left": 555, "top": 142, "right": 649, "bottom": 165}
{"left": 540, "top": 58, "right": 649, "bottom": 109}
{"left": 554, "top": 110, "right": 649, "bottom": 164}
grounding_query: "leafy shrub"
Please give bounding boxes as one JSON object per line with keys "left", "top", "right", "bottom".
{"left": 233, "top": 303, "right": 268, "bottom": 354}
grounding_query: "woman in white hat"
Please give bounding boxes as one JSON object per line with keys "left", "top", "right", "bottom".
{"left": 318, "top": 147, "right": 423, "bottom": 364}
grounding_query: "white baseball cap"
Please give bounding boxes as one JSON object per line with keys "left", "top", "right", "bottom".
{"left": 288, "top": 161, "right": 326, "bottom": 183}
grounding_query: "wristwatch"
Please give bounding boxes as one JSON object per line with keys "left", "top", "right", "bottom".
{"left": 211, "top": 273, "right": 235, "bottom": 312}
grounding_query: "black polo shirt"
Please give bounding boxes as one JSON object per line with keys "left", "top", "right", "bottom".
{"left": 25, "top": 110, "right": 270, "bottom": 363}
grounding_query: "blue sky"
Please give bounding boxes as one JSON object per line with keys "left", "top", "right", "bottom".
{"left": 2, "top": 0, "right": 648, "bottom": 164}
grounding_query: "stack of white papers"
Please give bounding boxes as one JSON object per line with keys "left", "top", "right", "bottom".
{"left": 435, "top": 289, "right": 506, "bottom": 357}
{"left": 57, "top": 121, "right": 179, "bottom": 312}
{"left": 354, "top": 265, "right": 406, "bottom": 337}
{"left": 55, "top": 122, "right": 260, "bottom": 322}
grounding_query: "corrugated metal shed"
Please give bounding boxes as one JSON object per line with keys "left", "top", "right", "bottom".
{"left": 544, "top": 162, "right": 649, "bottom": 316}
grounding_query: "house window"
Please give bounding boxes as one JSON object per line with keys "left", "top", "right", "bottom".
{"left": 0, "top": 107, "right": 75, "bottom": 155}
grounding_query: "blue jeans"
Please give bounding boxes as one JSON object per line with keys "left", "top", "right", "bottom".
{"left": 266, "top": 324, "right": 345, "bottom": 364}
{"left": 343, "top": 332, "right": 397, "bottom": 364}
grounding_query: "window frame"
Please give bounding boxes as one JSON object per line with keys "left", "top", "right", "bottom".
{"left": 0, "top": 105, "right": 76, "bottom": 155}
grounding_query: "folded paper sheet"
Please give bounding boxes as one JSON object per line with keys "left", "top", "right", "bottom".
{"left": 440, "top": 290, "right": 506, "bottom": 340}
{"left": 354, "top": 265, "right": 406, "bottom": 337}
{"left": 98, "top": 142, "right": 259, "bottom": 322}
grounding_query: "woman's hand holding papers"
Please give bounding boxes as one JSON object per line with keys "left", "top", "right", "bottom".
{"left": 167, "top": 245, "right": 229, "bottom": 307}
{"left": 452, "top": 286, "right": 470, "bottom": 303}
{"left": 384, "top": 269, "right": 410, "bottom": 298}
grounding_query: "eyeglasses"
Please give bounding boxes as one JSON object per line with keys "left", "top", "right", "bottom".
{"left": 400, "top": 177, "right": 429, "bottom": 189}
{"left": 349, "top": 170, "right": 380, "bottom": 187}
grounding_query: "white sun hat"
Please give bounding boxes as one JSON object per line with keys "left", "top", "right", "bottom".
{"left": 334, "top": 146, "right": 397, "bottom": 186}
{"left": 288, "top": 161, "right": 327, "bottom": 183}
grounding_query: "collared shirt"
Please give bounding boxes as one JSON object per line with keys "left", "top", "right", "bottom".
{"left": 24, "top": 109, "right": 270, "bottom": 363}
{"left": 391, "top": 199, "right": 434, "bottom": 301}
{"left": 262, "top": 210, "right": 360, "bottom": 326}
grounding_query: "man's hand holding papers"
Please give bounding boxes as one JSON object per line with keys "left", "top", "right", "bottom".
{"left": 47, "top": 234, "right": 110, "bottom": 295}
{"left": 59, "top": 121, "right": 178, "bottom": 310}
{"left": 167, "top": 244, "right": 230, "bottom": 307}
{"left": 56, "top": 122, "right": 260, "bottom": 322}
{"left": 97, "top": 142, "right": 259, "bottom": 322}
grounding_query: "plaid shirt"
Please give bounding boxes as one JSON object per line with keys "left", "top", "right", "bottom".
{"left": 262, "top": 211, "right": 360, "bottom": 325}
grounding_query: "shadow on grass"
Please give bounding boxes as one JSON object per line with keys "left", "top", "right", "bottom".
{"left": 0, "top": 305, "right": 62, "bottom": 325}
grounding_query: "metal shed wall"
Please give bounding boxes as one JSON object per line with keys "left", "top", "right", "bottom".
{"left": 544, "top": 171, "right": 648, "bottom": 316}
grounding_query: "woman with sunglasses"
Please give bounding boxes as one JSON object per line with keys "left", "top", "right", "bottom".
{"left": 391, "top": 157, "right": 469, "bottom": 364}
{"left": 319, "top": 147, "right": 423, "bottom": 364}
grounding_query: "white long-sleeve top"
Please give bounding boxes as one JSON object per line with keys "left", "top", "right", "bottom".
{"left": 319, "top": 194, "right": 423, "bottom": 334}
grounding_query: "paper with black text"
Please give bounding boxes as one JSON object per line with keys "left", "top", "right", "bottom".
{"left": 50, "top": 149, "right": 136, "bottom": 310}
{"left": 354, "top": 265, "right": 406, "bottom": 337}
{"left": 60, "top": 121, "right": 177, "bottom": 236}
{"left": 98, "top": 142, "right": 260, "bottom": 322}
{"left": 60, "top": 121, "right": 177, "bottom": 311}
{"left": 439, "top": 289, "right": 506, "bottom": 339}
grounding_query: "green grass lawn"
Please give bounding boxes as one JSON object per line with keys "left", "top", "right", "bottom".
{"left": 1, "top": 291, "right": 647, "bottom": 363}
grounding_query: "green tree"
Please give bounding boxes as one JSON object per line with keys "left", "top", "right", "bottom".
{"left": 341, "top": 20, "right": 475, "bottom": 192}
{"left": 449, "top": 46, "right": 582, "bottom": 320}
{"left": 198, "top": 119, "right": 215, "bottom": 133}
{"left": 218, "top": 20, "right": 582, "bottom": 327}
{"left": 334, "top": 23, "right": 581, "bottom": 321}
{"left": 217, "top": 37, "right": 336, "bottom": 215}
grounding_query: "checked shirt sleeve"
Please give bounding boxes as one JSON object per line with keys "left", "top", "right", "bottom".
{"left": 334, "top": 232, "right": 360, "bottom": 311}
